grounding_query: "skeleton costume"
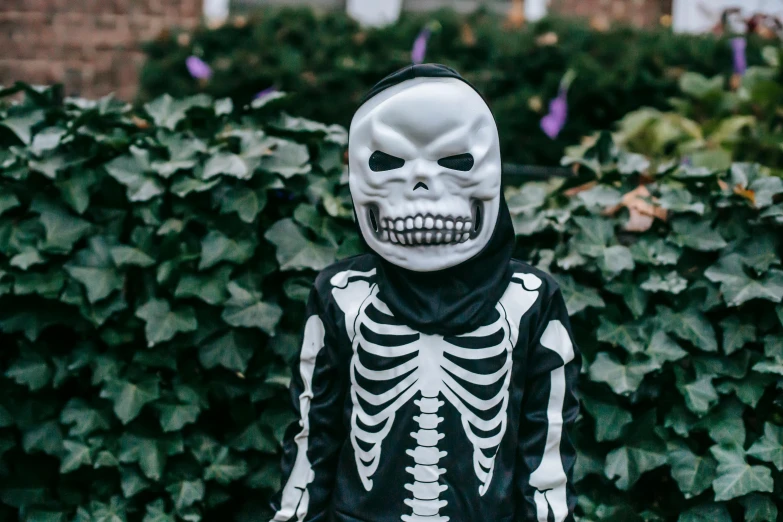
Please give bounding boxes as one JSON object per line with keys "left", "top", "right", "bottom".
{"left": 269, "top": 65, "right": 581, "bottom": 522}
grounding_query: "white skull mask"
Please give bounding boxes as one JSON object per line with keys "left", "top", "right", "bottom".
{"left": 348, "top": 77, "right": 502, "bottom": 272}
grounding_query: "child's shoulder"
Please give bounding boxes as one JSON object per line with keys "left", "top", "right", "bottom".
{"left": 312, "top": 253, "right": 379, "bottom": 294}
{"left": 508, "top": 258, "right": 562, "bottom": 298}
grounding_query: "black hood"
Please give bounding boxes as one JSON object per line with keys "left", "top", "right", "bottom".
{"left": 350, "top": 64, "right": 515, "bottom": 337}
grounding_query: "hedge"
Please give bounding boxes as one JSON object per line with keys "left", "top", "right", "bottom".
{"left": 0, "top": 83, "right": 782, "bottom": 522}
{"left": 139, "top": 7, "right": 768, "bottom": 168}
{"left": 588, "top": 45, "right": 783, "bottom": 173}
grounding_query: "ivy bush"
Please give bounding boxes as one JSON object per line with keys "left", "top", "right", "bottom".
{"left": 0, "top": 84, "right": 782, "bottom": 521}
{"left": 587, "top": 45, "right": 783, "bottom": 173}
{"left": 139, "top": 7, "right": 768, "bottom": 167}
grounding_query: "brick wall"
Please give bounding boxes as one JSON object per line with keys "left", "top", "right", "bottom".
{"left": 0, "top": 0, "right": 201, "bottom": 100}
{"left": 550, "top": 0, "right": 673, "bottom": 28}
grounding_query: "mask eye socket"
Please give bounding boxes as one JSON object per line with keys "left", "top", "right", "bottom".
{"left": 438, "top": 153, "right": 474, "bottom": 172}
{"left": 369, "top": 151, "right": 405, "bottom": 172}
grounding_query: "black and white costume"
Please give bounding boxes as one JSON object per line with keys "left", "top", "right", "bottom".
{"left": 270, "top": 65, "right": 581, "bottom": 522}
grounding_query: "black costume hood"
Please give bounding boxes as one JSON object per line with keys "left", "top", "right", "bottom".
{"left": 350, "top": 64, "right": 515, "bottom": 337}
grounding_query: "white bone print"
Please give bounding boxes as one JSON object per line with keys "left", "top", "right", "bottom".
{"left": 331, "top": 271, "right": 541, "bottom": 521}
{"left": 529, "top": 320, "right": 574, "bottom": 522}
{"left": 271, "top": 316, "right": 326, "bottom": 522}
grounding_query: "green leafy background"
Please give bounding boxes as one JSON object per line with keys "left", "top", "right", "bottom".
{"left": 1, "top": 33, "right": 783, "bottom": 522}
{"left": 139, "top": 8, "right": 768, "bottom": 168}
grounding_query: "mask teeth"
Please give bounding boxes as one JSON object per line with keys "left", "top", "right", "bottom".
{"left": 377, "top": 213, "right": 476, "bottom": 246}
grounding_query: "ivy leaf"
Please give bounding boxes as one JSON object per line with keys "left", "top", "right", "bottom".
{"left": 730, "top": 233, "right": 780, "bottom": 273}
{"left": 230, "top": 421, "right": 277, "bottom": 453}
{"left": 604, "top": 413, "right": 667, "bottom": 490}
{"left": 60, "top": 440, "right": 92, "bottom": 473}
{"left": 171, "top": 176, "right": 220, "bottom": 197}
{"left": 6, "top": 353, "right": 51, "bottom": 391}
{"left": 118, "top": 434, "right": 166, "bottom": 481}
{"left": 598, "top": 245, "right": 635, "bottom": 277}
{"left": 710, "top": 444, "right": 773, "bottom": 501}
{"left": 588, "top": 352, "right": 649, "bottom": 394}
{"left": 22, "top": 420, "right": 63, "bottom": 456}
{"left": 578, "top": 185, "right": 622, "bottom": 208}
{"left": 175, "top": 265, "right": 232, "bottom": 305}
{"left": 203, "top": 153, "right": 249, "bottom": 180}
{"left": 221, "top": 281, "right": 283, "bottom": 335}
{"left": 656, "top": 306, "right": 717, "bottom": 352}
{"left": 750, "top": 176, "right": 783, "bottom": 208}
{"left": 100, "top": 378, "right": 161, "bottom": 424}
{"left": 752, "top": 359, "right": 783, "bottom": 376}
{"left": 135, "top": 298, "right": 198, "bottom": 347}
{"left": 109, "top": 246, "right": 155, "bottom": 267}
{"left": 105, "top": 147, "right": 164, "bottom": 202}
{"left": 747, "top": 422, "right": 783, "bottom": 471}
{"left": 166, "top": 480, "right": 205, "bottom": 511}
{"left": 89, "top": 497, "right": 128, "bottom": 522}
{"left": 157, "top": 404, "right": 201, "bottom": 433}
{"left": 706, "top": 254, "right": 783, "bottom": 306}
{"left": 265, "top": 218, "right": 337, "bottom": 271}
{"left": 581, "top": 396, "right": 632, "bottom": 442}
{"left": 0, "top": 109, "right": 44, "bottom": 145}
{"left": 199, "top": 330, "right": 254, "bottom": 373}
{"left": 572, "top": 216, "right": 614, "bottom": 257}
{"left": 667, "top": 440, "right": 717, "bottom": 498}
{"left": 640, "top": 271, "right": 688, "bottom": 294}
{"left": 256, "top": 138, "right": 310, "bottom": 178}
{"left": 60, "top": 399, "right": 111, "bottom": 436}
{"left": 143, "top": 499, "right": 175, "bottom": 522}
{"left": 143, "top": 93, "right": 211, "bottom": 130}
{"left": 669, "top": 217, "right": 727, "bottom": 251}
{"left": 0, "top": 192, "right": 20, "bottom": 216}
{"left": 605, "top": 280, "right": 648, "bottom": 318}
{"left": 199, "top": 231, "right": 255, "bottom": 270}
{"left": 30, "top": 197, "right": 93, "bottom": 254}
{"left": 720, "top": 316, "right": 756, "bottom": 355}
{"left": 677, "top": 503, "right": 731, "bottom": 522}
{"left": 553, "top": 275, "right": 605, "bottom": 315}
{"left": 597, "top": 317, "right": 646, "bottom": 354}
{"left": 629, "top": 238, "right": 680, "bottom": 266}
{"left": 647, "top": 331, "right": 688, "bottom": 367}
{"left": 65, "top": 237, "right": 124, "bottom": 303}
{"left": 675, "top": 368, "right": 719, "bottom": 416}
{"left": 217, "top": 186, "right": 265, "bottom": 223}
{"left": 120, "top": 466, "right": 151, "bottom": 498}
{"left": 741, "top": 494, "right": 779, "bottom": 522}
{"left": 203, "top": 447, "right": 248, "bottom": 484}
{"left": 716, "top": 373, "right": 774, "bottom": 408}
{"left": 658, "top": 186, "right": 705, "bottom": 215}
{"left": 696, "top": 398, "right": 746, "bottom": 446}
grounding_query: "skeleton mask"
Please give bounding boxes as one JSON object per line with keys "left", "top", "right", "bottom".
{"left": 349, "top": 77, "right": 502, "bottom": 272}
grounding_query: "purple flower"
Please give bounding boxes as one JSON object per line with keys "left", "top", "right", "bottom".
{"left": 186, "top": 56, "right": 212, "bottom": 80}
{"left": 731, "top": 37, "right": 747, "bottom": 76}
{"left": 540, "top": 89, "right": 568, "bottom": 139}
{"left": 254, "top": 86, "right": 277, "bottom": 99}
{"left": 411, "top": 28, "right": 431, "bottom": 64}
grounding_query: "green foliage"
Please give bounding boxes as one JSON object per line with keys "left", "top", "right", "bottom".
{"left": 0, "top": 84, "right": 354, "bottom": 521}
{"left": 139, "top": 8, "right": 766, "bottom": 167}
{"left": 1, "top": 82, "right": 782, "bottom": 521}
{"left": 608, "top": 46, "right": 783, "bottom": 172}
{"left": 516, "top": 134, "right": 783, "bottom": 520}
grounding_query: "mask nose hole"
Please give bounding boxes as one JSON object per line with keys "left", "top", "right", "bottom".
{"left": 413, "top": 182, "right": 429, "bottom": 191}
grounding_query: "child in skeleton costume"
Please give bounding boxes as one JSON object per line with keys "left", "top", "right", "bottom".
{"left": 269, "top": 64, "right": 581, "bottom": 522}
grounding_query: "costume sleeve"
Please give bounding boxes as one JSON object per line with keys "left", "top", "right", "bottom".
{"left": 269, "top": 287, "right": 346, "bottom": 522}
{"left": 516, "top": 287, "right": 581, "bottom": 522}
